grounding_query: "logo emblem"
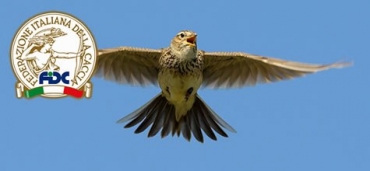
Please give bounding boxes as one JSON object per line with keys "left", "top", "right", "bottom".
{"left": 10, "top": 11, "right": 97, "bottom": 99}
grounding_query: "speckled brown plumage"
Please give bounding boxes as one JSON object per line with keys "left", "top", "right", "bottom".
{"left": 95, "top": 30, "right": 351, "bottom": 143}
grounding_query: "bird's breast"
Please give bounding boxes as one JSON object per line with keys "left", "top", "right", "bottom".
{"left": 158, "top": 67, "right": 203, "bottom": 102}
{"left": 158, "top": 66, "right": 203, "bottom": 120}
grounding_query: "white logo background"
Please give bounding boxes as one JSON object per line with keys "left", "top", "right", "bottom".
{"left": 11, "top": 12, "right": 97, "bottom": 98}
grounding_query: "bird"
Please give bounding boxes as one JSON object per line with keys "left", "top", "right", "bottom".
{"left": 95, "top": 30, "right": 351, "bottom": 143}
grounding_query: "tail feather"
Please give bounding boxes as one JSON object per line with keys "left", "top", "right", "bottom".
{"left": 117, "top": 94, "right": 159, "bottom": 124}
{"left": 134, "top": 98, "right": 166, "bottom": 134}
{"left": 160, "top": 105, "right": 175, "bottom": 138}
{"left": 196, "top": 96, "right": 230, "bottom": 137}
{"left": 148, "top": 102, "right": 168, "bottom": 137}
{"left": 187, "top": 109, "right": 204, "bottom": 142}
{"left": 180, "top": 118, "right": 191, "bottom": 140}
{"left": 192, "top": 99, "right": 217, "bottom": 140}
{"left": 198, "top": 96, "right": 237, "bottom": 133}
{"left": 117, "top": 93, "right": 236, "bottom": 143}
{"left": 122, "top": 95, "right": 160, "bottom": 129}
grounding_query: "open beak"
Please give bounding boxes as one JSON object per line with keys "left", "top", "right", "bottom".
{"left": 186, "top": 35, "right": 197, "bottom": 46}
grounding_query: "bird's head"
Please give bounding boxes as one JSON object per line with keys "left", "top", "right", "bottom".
{"left": 170, "top": 30, "right": 197, "bottom": 59}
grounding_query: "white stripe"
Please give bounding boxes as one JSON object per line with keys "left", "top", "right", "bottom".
{"left": 43, "top": 86, "right": 64, "bottom": 94}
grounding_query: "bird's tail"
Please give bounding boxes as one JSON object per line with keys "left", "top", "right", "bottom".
{"left": 117, "top": 93, "right": 237, "bottom": 143}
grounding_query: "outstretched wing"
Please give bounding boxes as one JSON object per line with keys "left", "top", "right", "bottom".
{"left": 95, "top": 46, "right": 164, "bottom": 86}
{"left": 201, "top": 51, "right": 352, "bottom": 89}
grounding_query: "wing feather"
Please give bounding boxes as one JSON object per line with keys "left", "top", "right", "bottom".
{"left": 202, "top": 51, "right": 352, "bottom": 89}
{"left": 95, "top": 46, "right": 164, "bottom": 86}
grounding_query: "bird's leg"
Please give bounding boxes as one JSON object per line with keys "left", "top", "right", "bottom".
{"left": 185, "top": 87, "right": 193, "bottom": 101}
{"left": 166, "top": 86, "right": 171, "bottom": 96}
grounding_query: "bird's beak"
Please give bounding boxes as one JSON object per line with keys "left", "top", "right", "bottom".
{"left": 186, "top": 35, "right": 197, "bottom": 46}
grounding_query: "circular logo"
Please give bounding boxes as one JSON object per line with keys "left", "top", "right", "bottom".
{"left": 10, "top": 11, "right": 97, "bottom": 99}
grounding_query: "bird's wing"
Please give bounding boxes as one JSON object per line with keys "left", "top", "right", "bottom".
{"left": 201, "top": 51, "right": 352, "bottom": 89}
{"left": 95, "top": 46, "right": 164, "bottom": 86}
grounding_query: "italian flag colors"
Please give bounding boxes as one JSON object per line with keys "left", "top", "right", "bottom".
{"left": 24, "top": 86, "right": 84, "bottom": 98}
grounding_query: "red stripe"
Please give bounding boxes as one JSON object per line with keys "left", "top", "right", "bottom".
{"left": 64, "top": 87, "right": 84, "bottom": 98}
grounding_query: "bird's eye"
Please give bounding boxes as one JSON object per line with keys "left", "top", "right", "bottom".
{"left": 179, "top": 33, "right": 185, "bottom": 38}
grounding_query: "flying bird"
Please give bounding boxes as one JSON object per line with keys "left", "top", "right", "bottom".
{"left": 95, "top": 30, "right": 351, "bottom": 143}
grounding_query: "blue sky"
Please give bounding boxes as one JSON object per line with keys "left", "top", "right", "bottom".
{"left": 1, "top": 0, "right": 369, "bottom": 171}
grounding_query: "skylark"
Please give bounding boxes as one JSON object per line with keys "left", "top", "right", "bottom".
{"left": 96, "top": 30, "right": 351, "bottom": 143}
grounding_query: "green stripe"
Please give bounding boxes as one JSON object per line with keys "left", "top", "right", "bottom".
{"left": 24, "top": 87, "right": 44, "bottom": 98}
